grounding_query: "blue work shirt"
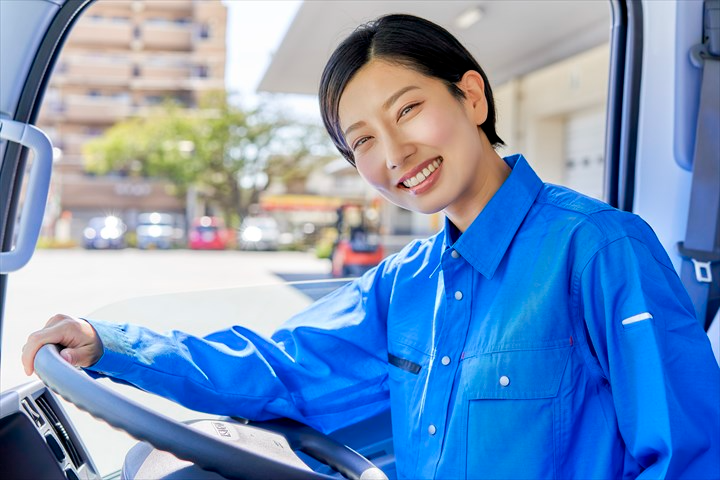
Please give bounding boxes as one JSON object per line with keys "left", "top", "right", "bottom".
{"left": 88, "top": 154, "right": 720, "bottom": 479}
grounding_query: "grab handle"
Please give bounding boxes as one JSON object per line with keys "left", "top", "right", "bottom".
{"left": 0, "top": 119, "right": 53, "bottom": 273}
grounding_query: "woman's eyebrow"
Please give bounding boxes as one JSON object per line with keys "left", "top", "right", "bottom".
{"left": 383, "top": 85, "right": 420, "bottom": 111}
{"left": 344, "top": 121, "right": 366, "bottom": 139}
{"left": 343, "top": 85, "right": 421, "bottom": 138}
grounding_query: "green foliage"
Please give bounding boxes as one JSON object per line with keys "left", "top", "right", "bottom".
{"left": 265, "top": 124, "right": 335, "bottom": 189}
{"left": 36, "top": 237, "right": 78, "bottom": 249}
{"left": 83, "top": 91, "right": 333, "bottom": 226}
{"left": 314, "top": 238, "right": 334, "bottom": 259}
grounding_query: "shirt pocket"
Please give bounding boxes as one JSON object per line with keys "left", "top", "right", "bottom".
{"left": 462, "top": 345, "right": 571, "bottom": 480}
{"left": 386, "top": 341, "right": 429, "bottom": 476}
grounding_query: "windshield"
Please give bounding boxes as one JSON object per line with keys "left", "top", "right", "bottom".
{"left": 1, "top": 0, "right": 615, "bottom": 476}
{"left": 3, "top": 250, "right": 347, "bottom": 474}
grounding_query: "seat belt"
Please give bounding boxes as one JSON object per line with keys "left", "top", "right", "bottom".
{"left": 678, "top": 0, "right": 720, "bottom": 332}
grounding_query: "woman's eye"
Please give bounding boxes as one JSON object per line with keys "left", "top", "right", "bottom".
{"left": 353, "top": 137, "right": 370, "bottom": 150}
{"left": 399, "top": 103, "right": 419, "bottom": 119}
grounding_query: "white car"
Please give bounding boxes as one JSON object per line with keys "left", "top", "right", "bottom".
{"left": 238, "top": 216, "right": 281, "bottom": 251}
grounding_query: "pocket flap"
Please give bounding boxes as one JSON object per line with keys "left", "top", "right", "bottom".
{"left": 463, "top": 346, "right": 571, "bottom": 399}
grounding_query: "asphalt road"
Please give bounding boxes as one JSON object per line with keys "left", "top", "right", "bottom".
{"left": 1, "top": 248, "right": 340, "bottom": 476}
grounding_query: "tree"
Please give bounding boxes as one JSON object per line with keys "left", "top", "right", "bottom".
{"left": 84, "top": 91, "right": 329, "bottom": 226}
{"left": 265, "top": 123, "right": 337, "bottom": 194}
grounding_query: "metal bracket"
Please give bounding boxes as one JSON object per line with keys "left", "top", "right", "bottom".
{"left": 691, "top": 258, "right": 714, "bottom": 283}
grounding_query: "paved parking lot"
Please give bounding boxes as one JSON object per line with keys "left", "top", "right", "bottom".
{"left": 1, "top": 248, "right": 335, "bottom": 475}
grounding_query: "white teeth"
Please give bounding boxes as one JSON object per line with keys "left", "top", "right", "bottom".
{"left": 402, "top": 158, "right": 443, "bottom": 188}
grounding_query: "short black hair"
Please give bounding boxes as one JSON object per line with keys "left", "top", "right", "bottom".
{"left": 319, "top": 13, "right": 505, "bottom": 166}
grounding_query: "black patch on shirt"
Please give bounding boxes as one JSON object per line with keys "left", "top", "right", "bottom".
{"left": 388, "top": 353, "right": 421, "bottom": 374}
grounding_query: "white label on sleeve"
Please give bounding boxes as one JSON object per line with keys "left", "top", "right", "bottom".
{"left": 621, "top": 312, "right": 653, "bottom": 325}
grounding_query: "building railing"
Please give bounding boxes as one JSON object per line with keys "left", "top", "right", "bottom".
{"left": 68, "top": 18, "right": 133, "bottom": 47}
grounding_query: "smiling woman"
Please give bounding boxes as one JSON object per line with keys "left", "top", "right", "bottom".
{"left": 337, "top": 62, "right": 507, "bottom": 230}
{"left": 310, "top": 13, "right": 720, "bottom": 478}
{"left": 1, "top": 1, "right": 719, "bottom": 480}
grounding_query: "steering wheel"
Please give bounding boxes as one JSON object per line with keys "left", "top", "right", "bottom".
{"left": 34, "top": 344, "right": 388, "bottom": 480}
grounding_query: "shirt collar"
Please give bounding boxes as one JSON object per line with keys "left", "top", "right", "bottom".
{"left": 443, "top": 154, "right": 543, "bottom": 279}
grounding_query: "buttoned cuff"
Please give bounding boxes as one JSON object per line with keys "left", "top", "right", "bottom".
{"left": 82, "top": 318, "right": 134, "bottom": 376}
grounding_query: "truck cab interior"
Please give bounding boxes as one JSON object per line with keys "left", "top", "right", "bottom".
{"left": 0, "top": 1, "right": 717, "bottom": 478}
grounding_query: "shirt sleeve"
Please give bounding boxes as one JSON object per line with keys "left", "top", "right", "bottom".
{"left": 579, "top": 231, "right": 720, "bottom": 479}
{"left": 85, "top": 264, "right": 394, "bottom": 434}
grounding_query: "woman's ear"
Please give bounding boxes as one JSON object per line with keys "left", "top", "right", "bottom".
{"left": 458, "top": 70, "right": 488, "bottom": 126}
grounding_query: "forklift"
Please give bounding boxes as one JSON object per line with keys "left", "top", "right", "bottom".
{"left": 331, "top": 203, "right": 385, "bottom": 277}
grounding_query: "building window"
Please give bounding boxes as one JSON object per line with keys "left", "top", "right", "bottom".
{"left": 132, "top": 65, "right": 141, "bottom": 77}
{"left": 196, "top": 65, "right": 209, "bottom": 78}
{"left": 199, "top": 24, "right": 210, "bottom": 39}
{"left": 133, "top": 26, "right": 141, "bottom": 39}
{"left": 145, "top": 95, "right": 163, "bottom": 105}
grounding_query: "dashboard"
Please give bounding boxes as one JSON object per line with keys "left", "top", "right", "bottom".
{"left": 0, "top": 381, "right": 100, "bottom": 480}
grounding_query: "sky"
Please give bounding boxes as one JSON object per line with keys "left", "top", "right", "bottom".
{"left": 223, "top": 0, "right": 321, "bottom": 122}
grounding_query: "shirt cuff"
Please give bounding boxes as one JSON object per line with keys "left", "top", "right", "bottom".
{"left": 82, "top": 318, "right": 134, "bottom": 376}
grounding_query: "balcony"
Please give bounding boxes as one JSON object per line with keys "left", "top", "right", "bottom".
{"left": 67, "top": 18, "right": 133, "bottom": 48}
{"left": 62, "top": 94, "right": 133, "bottom": 123}
{"left": 142, "top": 0, "right": 193, "bottom": 14}
{"left": 87, "top": 0, "right": 133, "bottom": 16}
{"left": 58, "top": 132, "right": 97, "bottom": 156}
{"left": 142, "top": 22, "right": 193, "bottom": 51}
{"left": 193, "top": 1, "right": 226, "bottom": 20}
{"left": 185, "top": 77, "right": 225, "bottom": 91}
{"left": 54, "top": 57, "right": 133, "bottom": 87}
{"left": 130, "top": 63, "right": 191, "bottom": 90}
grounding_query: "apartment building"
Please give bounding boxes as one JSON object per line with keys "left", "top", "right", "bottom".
{"left": 38, "top": 0, "right": 226, "bottom": 238}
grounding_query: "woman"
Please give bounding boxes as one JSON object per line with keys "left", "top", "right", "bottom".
{"left": 23, "top": 14, "right": 719, "bottom": 479}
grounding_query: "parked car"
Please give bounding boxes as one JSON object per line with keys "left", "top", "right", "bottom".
{"left": 238, "top": 216, "right": 280, "bottom": 251}
{"left": 188, "top": 216, "right": 229, "bottom": 250}
{"left": 82, "top": 215, "right": 127, "bottom": 250}
{"left": 135, "top": 212, "right": 179, "bottom": 250}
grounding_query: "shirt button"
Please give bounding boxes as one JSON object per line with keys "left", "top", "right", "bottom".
{"left": 428, "top": 424, "right": 437, "bottom": 435}
{"left": 454, "top": 291, "right": 463, "bottom": 301}
{"left": 499, "top": 375, "right": 510, "bottom": 387}
{"left": 451, "top": 250, "right": 460, "bottom": 259}
{"left": 441, "top": 356, "right": 451, "bottom": 366}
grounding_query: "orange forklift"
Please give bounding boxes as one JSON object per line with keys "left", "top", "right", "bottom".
{"left": 331, "top": 203, "right": 385, "bottom": 277}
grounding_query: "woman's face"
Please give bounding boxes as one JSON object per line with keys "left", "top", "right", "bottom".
{"left": 338, "top": 60, "right": 500, "bottom": 227}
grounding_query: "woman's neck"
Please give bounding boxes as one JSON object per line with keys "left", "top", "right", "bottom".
{"left": 444, "top": 145, "right": 511, "bottom": 232}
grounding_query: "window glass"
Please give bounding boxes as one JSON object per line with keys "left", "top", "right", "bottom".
{"left": 4, "top": 1, "right": 611, "bottom": 475}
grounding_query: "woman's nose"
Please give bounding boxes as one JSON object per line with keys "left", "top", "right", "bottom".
{"left": 384, "top": 132, "right": 413, "bottom": 170}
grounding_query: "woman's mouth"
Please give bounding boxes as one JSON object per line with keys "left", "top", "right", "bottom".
{"left": 400, "top": 157, "right": 443, "bottom": 189}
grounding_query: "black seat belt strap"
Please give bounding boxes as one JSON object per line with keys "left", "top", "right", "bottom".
{"left": 678, "top": 0, "right": 720, "bottom": 331}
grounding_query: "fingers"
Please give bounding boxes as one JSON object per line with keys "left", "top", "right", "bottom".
{"left": 22, "top": 314, "right": 102, "bottom": 376}
{"left": 22, "top": 319, "right": 69, "bottom": 375}
{"left": 60, "top": 348, "right": 74, "bottom": 364}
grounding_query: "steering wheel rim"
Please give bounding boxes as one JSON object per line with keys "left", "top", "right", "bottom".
{"left": 34, "top": 344, "right": 387, "bottom": 480}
